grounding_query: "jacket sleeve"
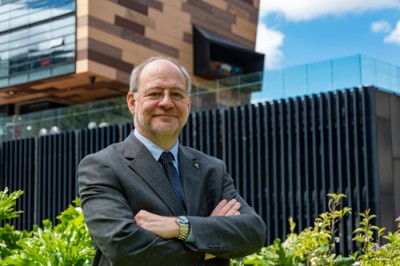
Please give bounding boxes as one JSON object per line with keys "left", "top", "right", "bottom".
{"left": 186, "top": 159, "right": 267, "bottom": 259}
{"left": 78, "top": 152, "right": 204, "bottom": 265}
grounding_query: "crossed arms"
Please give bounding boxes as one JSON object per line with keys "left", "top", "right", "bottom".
{"left": 78, "top": 147, "right": 266, "bottom": 265}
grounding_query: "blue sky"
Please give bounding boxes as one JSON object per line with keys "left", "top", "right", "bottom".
{"left": 255, "top": 0, "right": 400, "bottom": 70}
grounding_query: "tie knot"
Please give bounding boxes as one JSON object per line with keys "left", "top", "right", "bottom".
{"left": 159, "top": 151, "right": 174, "bottom": 165}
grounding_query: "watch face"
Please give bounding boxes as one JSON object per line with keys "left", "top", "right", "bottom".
{"left": 177, "top": 216, "right": 189, "bottom": 225}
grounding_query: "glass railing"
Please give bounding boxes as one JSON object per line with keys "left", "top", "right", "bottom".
{"left": 0, "top": 71, "right": 263, "bottom": 142}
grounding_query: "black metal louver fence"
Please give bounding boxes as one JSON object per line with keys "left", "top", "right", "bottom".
{"left": 1, "top": 87, "right": 379, "bottom": 254}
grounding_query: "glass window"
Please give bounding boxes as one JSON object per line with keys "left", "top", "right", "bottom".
{"left": 0, "top": 5, "right": 10, "bottom": 22}
{"left": 0, "top": 19, "right": 9, "bottom": 32}
{"left": 28, "top": 7, "right": 53, "bottom": 24}
{"left": 389, "top": 65, "right": 399, "bottom": 93}
{"left": 0, "top": 77, "right": 8, "bottom": 87}
{"left": 361, "top": 55, "right": 377, "bottom": 86}
{"left": 308, "top": 60, "right": 333, "bottom": 94}
{"left": 50, "top": 24, "right": 75, "bottom": 38}
{"left": 9, "top": 73, "right": 28, "bottom": 85}
{"left": 51, "top": 1, "right": 74, "bottom": 17}
{"left": 361, "top": 65, "right": 377, "bottom": 87}
{"left": 8, "top": 6, "right": 29, "bottom": 29}
{"left": 284, "top": 65, "right": 307, "bottom": 98}
{"left": 265, "top": 70, "right": 285, "bottom": 100}
{"left": 332, "top": 55, "right": 361, "bottom": 90}
{"left": 0, "top": 0, "right": 76, "bottom": 88}
{"left": 0, "top": 42, "right": 9, "bottom": 53}
{"left": 29, "top": 68, "right": 50, "bottom": 81}
{"left": 52, "top": 62, "right": 74, "bottom": 76}
{"left": 0, "top": 59, "right": 9, "bottom": 77}
{"left": 8, "top": 28, "right": 29, "bottom": 42}
{"left": 51, "top": 15, "right": 75, "bottom": 29}
{"left": 0, "top": 3, "right": 11, "bottom": 14}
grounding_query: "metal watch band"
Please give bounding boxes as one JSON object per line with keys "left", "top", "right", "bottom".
{"left": 176, "top": 216, "right": 190, "bottom": 241}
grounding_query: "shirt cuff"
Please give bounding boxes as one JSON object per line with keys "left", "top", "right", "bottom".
{"left": 185, "top": 227, "right": 196, "bottom": 243}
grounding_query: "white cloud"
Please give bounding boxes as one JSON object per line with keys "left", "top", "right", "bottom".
{"left": 384, "top": 20, "right": 400, "bottom": 45}
{"left": 259, "top": 0, "right": 400, "bottom": 21}
{"left": 371, "top": 20, "right": 392, "bottom": 33}
{"left": 256, "top": 24, "right": 284, "bottom": 69}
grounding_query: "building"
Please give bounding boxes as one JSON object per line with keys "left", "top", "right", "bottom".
{"left": 252, "top": 54, "right": 400, "bottom": 102}
{"left": 249, "top": 54, "right": 400, "bottom": 244}
{"left": 0, "top": 0, "right": 264, "bottom": 117}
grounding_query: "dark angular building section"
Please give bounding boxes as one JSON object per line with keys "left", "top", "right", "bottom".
{"left": 193, "top": 25, "right": 264, "bottom": 79}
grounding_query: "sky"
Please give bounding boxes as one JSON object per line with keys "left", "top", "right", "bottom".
{"left": 255, "top": 0, "right": 400, "bottom": 70}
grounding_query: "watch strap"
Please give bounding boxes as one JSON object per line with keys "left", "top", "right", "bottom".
{"left": 176, "top": 216, "right": 190, "bottom": 241}
{"left": 178, "top": 224, "right": 189, "bottom": 240}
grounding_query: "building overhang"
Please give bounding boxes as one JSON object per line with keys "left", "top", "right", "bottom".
{"left": 193, "top": 25, "right": 264, "bottom": 80}
{"left": 0, "top": 72, "right": 127, "bottom": 115}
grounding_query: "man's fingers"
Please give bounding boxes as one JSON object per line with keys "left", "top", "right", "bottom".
{"left": 210, "top": 199, "right": 228, "bottom": 216}
{"left": 211, "top": 199, "right": 241, "bottom": 216}
{"left": 223, "top": 201, "right": 241, "bottom": 216}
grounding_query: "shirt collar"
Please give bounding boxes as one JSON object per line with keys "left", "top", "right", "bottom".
{"left": 133, "top": 130, "right": 179, "bottom": 162}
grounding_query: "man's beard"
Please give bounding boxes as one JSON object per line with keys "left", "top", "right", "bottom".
{"left": 135, "top": 114, "right": 183, "bottom": 138}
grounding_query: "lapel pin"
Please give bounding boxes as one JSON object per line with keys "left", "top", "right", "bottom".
{"left": 194, "top": 163, "right": 200, "bottom": 169}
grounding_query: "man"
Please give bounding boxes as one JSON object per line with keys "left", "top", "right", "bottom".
{"left": 78, "top": 57, "right": 266, "bottom": 265}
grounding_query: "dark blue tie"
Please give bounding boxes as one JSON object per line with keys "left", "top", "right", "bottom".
{"left": 159, "top": 151, "right": 187, "bottom": 214}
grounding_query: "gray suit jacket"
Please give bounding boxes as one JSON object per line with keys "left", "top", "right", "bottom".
{"left": 78, "top": 132, "right": 266, "bottom": 266}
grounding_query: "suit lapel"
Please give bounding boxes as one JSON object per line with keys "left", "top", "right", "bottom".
{"left": 178, "top": 146, "right": 203, "bottom": 215}
{"left": 124, "top": 133, "right": 184, "bottom": 215}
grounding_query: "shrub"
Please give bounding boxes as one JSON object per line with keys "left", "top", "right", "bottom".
{"left": 1, "top": 188, "right": 399, "bottom": 265}
{"left": 0, "top": 188, "right": 29, "bottom": 261}
{"left": 0, "top": 188, "right": 95, "bottom": 265}
{"left": 231, "top": 193, "right": 353, "bottom": 266}
{"left": 352, "top": 210, "right": 400, "bottom": 265}
{"left": 231, "top": 193, "right": 400, "bottom": 266}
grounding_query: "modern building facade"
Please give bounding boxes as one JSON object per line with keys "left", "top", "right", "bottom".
{"left": 0, "top": 0, "right": 264, "bottom": 116}
{"left": 252, "top": 54, "right": 400, "bottom": 101}
{"left": 0, "top": 0, "right": 76, "bottom": 113}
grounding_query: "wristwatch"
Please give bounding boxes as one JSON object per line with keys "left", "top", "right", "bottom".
{"left": 176, "top": 216, "right": 190, "bottom": 241}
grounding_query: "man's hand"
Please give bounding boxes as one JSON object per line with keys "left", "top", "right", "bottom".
{"left": 211, "top": 199, "right": 241, "bottom": 216}
{"left": 134, "top": 210, "right": 179, "bottom": 239}
{"left": 134, "top": 200, "right": 240, "bottom": 261}
{"left": 204, "top": 199, "right": 241, "bottom": 261}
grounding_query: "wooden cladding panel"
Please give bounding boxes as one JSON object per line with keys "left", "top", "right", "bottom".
{"left": 81, "top": 0, "right": 259, "bottom": 82}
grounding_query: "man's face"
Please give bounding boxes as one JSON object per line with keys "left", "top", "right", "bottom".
{"left": 127, "top": 60, "right": 191, "bottom": 142}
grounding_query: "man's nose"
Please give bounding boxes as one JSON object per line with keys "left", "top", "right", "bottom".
{"left": 158, "top": 92, "right": 174, "bottom": 106}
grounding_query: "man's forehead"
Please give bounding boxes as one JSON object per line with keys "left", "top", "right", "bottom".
{"left": 142, "top": 59, "right": 180, "bottom": 73}
{"left": 140, "top": 60, "right": 185, "bottom": 83}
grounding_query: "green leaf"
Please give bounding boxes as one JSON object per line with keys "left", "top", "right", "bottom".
{"left": 333, "top": 255, "right": 353, "bottom": 266}
{"left": 0, "top": 188, "right": 24, "bottom": 221}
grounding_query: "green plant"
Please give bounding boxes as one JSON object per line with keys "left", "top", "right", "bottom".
{"left": 3, "top": 199, "right": 95, "bottom": 265}
{"left": 0, "top": 188, "right": 23, "bottom": 221}
{"left": 2, "top": 187, "right": 400, "bottom": 266}
{"left": 231, "top": 193, "right": 353, "bottom": 266}
{"left": 352, "top": 211, "right": 400, "bottom": 265}
{"left": 0, "top": 188, "right": 29, "bottom": 261}
{"left": 0, "top": 188, "right": 95, "bottom": 265}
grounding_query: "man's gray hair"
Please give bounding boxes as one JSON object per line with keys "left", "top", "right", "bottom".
{"left": 129, "top": 56, "right": 192, "bottom": 93}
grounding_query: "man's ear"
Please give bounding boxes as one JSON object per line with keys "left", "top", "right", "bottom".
{"left": 187, "top": 94, "right": 192, "bottom": 111}
{"left": 126, "top": 92, "right": 135, "bottom": 115}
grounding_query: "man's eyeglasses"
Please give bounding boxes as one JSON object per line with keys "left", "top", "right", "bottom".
{"left": 135, "top": 88, "right": 189, "bottom": 102}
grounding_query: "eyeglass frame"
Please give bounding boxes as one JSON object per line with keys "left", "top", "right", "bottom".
{"left": 134, "top": 88, "right": 191, "bottom": 102}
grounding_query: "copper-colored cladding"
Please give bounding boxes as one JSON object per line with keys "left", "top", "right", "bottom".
{"left": 1, "top": 0, "right": 260, "bottom": 111}
{"left": 0, "top": 73, "right": 128, "bottom": 106}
